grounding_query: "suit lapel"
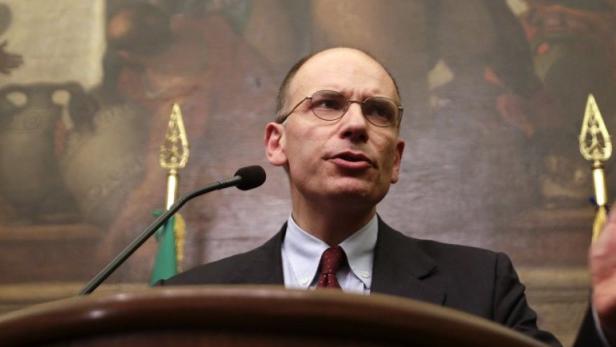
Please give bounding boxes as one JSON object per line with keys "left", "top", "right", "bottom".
{"left": 243, "top": 224, "right": 286, "bottom": 285}
{"left": 371, "top": 219, "right": 446, "bottom": 305}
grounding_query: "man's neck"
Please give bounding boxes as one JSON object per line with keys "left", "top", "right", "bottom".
{"left": 290, "top": 197, "right": 376, "bottom": 245}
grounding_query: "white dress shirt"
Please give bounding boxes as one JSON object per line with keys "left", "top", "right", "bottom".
{"left": 281, "top": 214, "right": 378, "bottom": 294}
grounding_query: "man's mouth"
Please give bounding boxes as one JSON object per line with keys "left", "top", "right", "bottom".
{"left": 329, "top": 151, "right": 373, "bottom": 169}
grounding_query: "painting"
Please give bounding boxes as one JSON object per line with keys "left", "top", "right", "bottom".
{"left": 0, "top": 1, "right": 614, "bottom": 343}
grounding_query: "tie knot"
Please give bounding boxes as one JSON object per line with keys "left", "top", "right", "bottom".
{"left": 319, "top": 246, "right": 347, "bottom": 275}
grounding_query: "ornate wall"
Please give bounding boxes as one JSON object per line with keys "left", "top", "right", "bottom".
{"left": 1, "top": 1, "right": 615, "bottom": 345}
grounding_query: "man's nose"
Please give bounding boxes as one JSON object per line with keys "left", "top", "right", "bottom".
{"left": 340, "top": 102, "right": 368, "bottom": 142}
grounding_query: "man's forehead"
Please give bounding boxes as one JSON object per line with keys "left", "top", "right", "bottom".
{"left": 288, "top": 48, "right": 397, "bottom": 99}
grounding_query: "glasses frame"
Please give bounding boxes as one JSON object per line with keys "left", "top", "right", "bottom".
{"left": 276, "top": 90, "right": 404, "bottom": 128}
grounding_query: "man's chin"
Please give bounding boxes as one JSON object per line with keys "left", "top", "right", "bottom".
{"left": 324, "top": 182, "right": 386, "bottom": 205}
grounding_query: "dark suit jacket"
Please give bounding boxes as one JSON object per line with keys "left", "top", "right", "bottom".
{"left": 164, "top": 219, "right": 603, "bottom": 347}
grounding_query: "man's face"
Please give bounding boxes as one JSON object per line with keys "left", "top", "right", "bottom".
{"left": 265, "top": 48, "right": 405, "bottom": 209}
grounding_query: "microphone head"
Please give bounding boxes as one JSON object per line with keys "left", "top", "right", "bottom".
{"left": 234, "top": 165, "right": 266, "bottom": 191}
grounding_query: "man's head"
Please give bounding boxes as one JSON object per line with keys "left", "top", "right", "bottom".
{"left": 265, "top": 47, "right": 405, "bottom": 215}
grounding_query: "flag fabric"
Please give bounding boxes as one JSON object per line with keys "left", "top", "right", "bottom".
{"left": 150, "top": 211, "right": 185, "bottom": 285}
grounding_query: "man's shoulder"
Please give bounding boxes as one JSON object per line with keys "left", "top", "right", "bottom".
{"left": 380, "top": 221, "right": 505, "bottom": 266}
{"left": 162, "top": 228, "right": 285, "bottom": 286}
{"left": 415, "top": 235, "right": 504, "bottom": 263}
{"left": 163, "top": 248, "right": 263, "bottom": 285}
{"left": 377, "top": 221, "right": 518, "bottom": 294}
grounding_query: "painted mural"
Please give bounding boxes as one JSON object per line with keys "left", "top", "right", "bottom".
{"left": 0, "top": 1, "right": 615, "bottom": 343}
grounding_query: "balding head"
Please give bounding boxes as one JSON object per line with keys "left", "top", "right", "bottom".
{"left": 275, "top": 47, "right": 401, "bottom": 121}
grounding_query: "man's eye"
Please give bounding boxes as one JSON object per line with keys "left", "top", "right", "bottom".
{"left": 365, "top": 103, "right": 391, "bottom": 119}
{"left": 313, "top": 98, "right": 344, "bottom": 110}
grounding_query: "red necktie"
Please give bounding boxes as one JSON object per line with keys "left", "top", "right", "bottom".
{"left": 316, "top": 246, "right": 347, "bottom": 289}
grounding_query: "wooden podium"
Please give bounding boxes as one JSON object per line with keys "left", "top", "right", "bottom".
{"left": 0, "top": 286, "right": 547, "bottom": 347}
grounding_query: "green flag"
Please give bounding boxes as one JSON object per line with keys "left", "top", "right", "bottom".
{"left": 150, "top": 213, "right": 178, "bottom": 286}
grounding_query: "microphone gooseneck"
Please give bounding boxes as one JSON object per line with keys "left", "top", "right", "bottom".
{"left": 79, "top": 165, "right": 266, "bottom": 295}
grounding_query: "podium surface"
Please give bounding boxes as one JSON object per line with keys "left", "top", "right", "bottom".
{"left": 0, "top": 286, "right": 548, "bottom": 346}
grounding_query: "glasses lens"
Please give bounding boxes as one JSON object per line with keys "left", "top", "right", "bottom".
{"left": 362, "top": 97, "right": 399, "bottom": 126}
{"left": 309, "top": 91, "right": 347, "bottom": 120}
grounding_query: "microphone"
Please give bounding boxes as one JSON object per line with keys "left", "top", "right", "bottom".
{"left": 79, "top": 165, "right": 266, "bottom": 295}
{"left": 235, "top": 165, "right": 267, "bottom": 191}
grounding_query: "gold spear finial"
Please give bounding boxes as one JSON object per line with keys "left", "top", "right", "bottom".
{"left": 160, "top": 102, "right": 190, "bottom": 269}
{"left": 579, "top": 94, "right": 612, "bottom": 162}
{"left": 160, "top": 103, "right": 190, "bottom": 175}
{"left": 579, "top": 94, "right": 611, "bottom": 241}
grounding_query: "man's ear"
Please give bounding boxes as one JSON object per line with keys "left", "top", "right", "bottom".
{"left": 390, "top": 139, "right": 405, "bottom": 184}
{"left": 264, "top": 122, "right": 287, "bottom": 166}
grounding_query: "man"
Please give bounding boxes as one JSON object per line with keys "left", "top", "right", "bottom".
{"left": 165, "top": 47, "right": 615, "bottom": 346}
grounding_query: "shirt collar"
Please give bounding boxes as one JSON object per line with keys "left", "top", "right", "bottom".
{"left": 283, "top": 214, "right": 378, "bottom": 289}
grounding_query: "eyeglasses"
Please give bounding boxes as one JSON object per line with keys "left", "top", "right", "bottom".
{"left": 276, "top": 90, "right": 403, "bottom": 127}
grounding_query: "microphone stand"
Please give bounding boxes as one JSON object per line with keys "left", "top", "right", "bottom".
{"left": 79, "top": 176, "right": 242, "bottom": 295}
